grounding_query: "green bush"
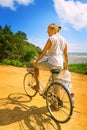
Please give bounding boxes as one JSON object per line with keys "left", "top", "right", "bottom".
{"left": 69, "top": 64, "right": 87, "bottom": 75}
{"left": 1, "top": 59, "right": 11, "bottom": 65}
{"left": 11, "top": 60, "right": 23, "bottom": 67}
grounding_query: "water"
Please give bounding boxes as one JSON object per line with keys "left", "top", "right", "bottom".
{"left": 41, "top": 53, "right": 87, "bottom": 64}
{"left": 68, "top": 53, "right": 87, "bottom": 64}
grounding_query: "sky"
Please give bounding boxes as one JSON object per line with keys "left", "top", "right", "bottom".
{"left": 0, "top": 0, "right": 87, "bottom": 53}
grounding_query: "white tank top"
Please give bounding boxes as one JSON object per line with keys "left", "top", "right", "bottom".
{"left": 47, "top": 33, "right": 67, "bottom": 68}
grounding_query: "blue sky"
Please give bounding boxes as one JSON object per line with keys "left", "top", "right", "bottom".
{"left": 0, "top": 0, "right": 87, "bottom": 53}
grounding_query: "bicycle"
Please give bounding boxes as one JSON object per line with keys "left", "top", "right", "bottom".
{"left": 23, "top": 68, "right": 74, "bottom": 123}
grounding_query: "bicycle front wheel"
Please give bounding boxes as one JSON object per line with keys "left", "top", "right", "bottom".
{"left": 23, "top": 72, "right": 37, "bottom": 97}
{"left": 46, "top": 82, "right": 73, "bottom": 123}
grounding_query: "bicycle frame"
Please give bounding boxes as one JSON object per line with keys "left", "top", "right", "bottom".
{"left": 23, "top": 69, "right": 74, "bottom": 123}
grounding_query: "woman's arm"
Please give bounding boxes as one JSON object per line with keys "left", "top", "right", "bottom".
{"left": 33, "top": 39, "right": 52, "bottom": 64}
{"left": 63, "top": 44, "right": 68, "bottom": 70}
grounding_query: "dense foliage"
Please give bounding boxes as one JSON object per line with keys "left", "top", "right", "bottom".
{"left": 0, "top": 25, "right": 41, "bottom": 66}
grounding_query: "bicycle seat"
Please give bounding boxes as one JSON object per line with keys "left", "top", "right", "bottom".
{"left": 50, "top": 69, "right": 60, "bottom": 74}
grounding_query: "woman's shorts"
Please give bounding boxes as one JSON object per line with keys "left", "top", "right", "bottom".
{"left": 35, "top": 60, "right": 62, "bottom": 71}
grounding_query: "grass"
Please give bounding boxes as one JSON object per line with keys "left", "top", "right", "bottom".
{"left": 69, "top": 63, "right": 87, "bottom": 75}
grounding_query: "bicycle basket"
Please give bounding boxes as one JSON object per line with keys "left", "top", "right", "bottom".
{"left": 26, "top": 62, "right": 34, "bottom": 72}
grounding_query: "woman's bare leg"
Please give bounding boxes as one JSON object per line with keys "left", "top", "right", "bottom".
{"left": 34, "top": 67, "right": 39, "bottom": 91}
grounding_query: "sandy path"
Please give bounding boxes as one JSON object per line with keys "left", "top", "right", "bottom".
{"left": 0, "top": 65, "right": 87, "bottom": 130}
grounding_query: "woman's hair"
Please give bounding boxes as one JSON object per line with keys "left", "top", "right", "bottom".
{"left": 48, "top": 23, "right": 61, "bottom": 32}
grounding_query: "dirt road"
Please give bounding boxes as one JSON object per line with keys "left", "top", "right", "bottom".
{"left": 0, "top": 65, "right": 87, "bottom": 130}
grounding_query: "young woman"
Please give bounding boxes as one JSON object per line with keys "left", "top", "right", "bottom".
{"left": 33, "top": 23, "right": 68, "bottom": 91}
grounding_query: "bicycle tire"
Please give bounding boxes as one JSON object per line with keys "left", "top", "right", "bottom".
{"left": 23, "top": 72, "right": 37, "bottom": 97}
{"left": 46, "top": 82, "right": 73, "bottom": 123}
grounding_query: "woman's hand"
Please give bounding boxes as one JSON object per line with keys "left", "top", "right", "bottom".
{"left": 32, "top": 60, "right": 37, "bottom": 66}
{"left": 64, "top": 66, "right": 68, "bottom": 70}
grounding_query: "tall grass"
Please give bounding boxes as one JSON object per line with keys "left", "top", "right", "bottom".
{"left": 69, "top": 63, "right": 87, "bottom": 75}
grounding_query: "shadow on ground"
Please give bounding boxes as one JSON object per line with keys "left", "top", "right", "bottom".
{"left": 0, "top": 93, "right": 61, "bottom": 130}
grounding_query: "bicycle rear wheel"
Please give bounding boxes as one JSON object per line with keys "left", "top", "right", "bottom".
{"left": 23, "top": 72, "right": 37, "bottom": 97}
{"left": 46, "top": 82, "right": 73, "bottom": 123}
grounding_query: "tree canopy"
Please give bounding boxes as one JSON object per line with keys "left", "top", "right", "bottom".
{"left": 0, "top": 25, "right": 42, "bottom": 66}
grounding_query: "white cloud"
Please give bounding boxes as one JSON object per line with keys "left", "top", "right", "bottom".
{"left": 0, "top": 0, "right": 34, "bottom": 10}
{"left": 68, "top": 43, "right": 87, "bottom": 53}
{"left": 53, "top": 0, "right": 87, "bottom": 30}
{"left": 15, "top": 0, "right": 34, "bottom": 5}
{"left": 0, "top": 0, "right": 15, "bottom": 10}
